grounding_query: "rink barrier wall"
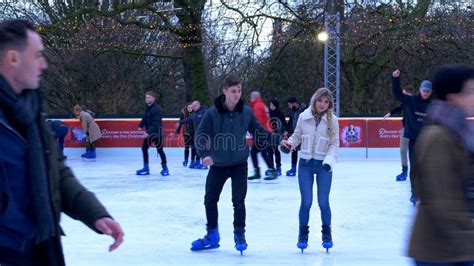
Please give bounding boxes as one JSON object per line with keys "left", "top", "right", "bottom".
{"left": 60, "top": 118, "right": 474, "bottom": 150}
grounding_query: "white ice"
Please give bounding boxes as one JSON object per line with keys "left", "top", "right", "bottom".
{"left": 60, "top": 148, "right": 416, "bottom": 266}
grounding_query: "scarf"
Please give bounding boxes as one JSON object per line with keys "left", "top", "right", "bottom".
{"left": 0, "top": 75, "right": 57, "bottom": 244}
{"left": 426, "top": 100, "right": 474, "bottom": 219}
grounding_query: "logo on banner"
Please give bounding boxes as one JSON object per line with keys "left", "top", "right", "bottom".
{"left": 342, "top": 123, "right": 361, "bottom": 145}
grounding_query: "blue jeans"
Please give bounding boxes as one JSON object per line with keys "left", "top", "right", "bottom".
{"left": 415, "top": 261, "right": 474, "bottom": 266}
{"left": 298, "top": 158, "right": 332, "bottom": 226}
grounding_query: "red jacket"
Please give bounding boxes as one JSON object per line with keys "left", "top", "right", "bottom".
{"left": 250, "top": 97, "right": 272, "bottom": 132}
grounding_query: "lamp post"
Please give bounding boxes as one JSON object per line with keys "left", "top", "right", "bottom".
{"left": 319, "top": 13, "right": 341, "bottom": 116}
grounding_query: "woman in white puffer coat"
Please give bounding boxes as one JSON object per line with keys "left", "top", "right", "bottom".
{"left": 281, "top": 87, "right": 339, "bottom": 253}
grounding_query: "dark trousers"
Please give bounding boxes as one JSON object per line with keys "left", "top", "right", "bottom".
{"left": 204, "top": 162, "right": 248, "bottom": 230}
{"left": 54, "top": 126, "right": 68, "bottom": 156}
{"left": 267, "top": 145, "right": 281, "bottom": 168}
{"left": 183, "top": 133, "right": 198, "bottom": 161}
{"left": 142, "top": 134, "right": 167, "bottom": 166}
{"left": 408, "top": 139, "right": 418, "bottom": 196}
{"left": 250, "top": 143, "right": 274, "bottom": 170}
{"left": 291, "top": 150, "right": 298, "bottom": 167}
{"left": 0, "top": 238, "right": 65, "bottom": 266}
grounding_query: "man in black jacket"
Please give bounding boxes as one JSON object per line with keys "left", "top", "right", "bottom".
{"left": 392, "top": 70, "right": 432, "bottom": 205}
{"left": 0, "top": 19, "right": 123, "bottom": 265}
{"left": 136, "top": 91, "right": 169, "bottom": 176}
{"left": 285, "top": 97, "right": 306, "bottom": 176}
{"left": 190, "top": 74, "right": 280, "bottom": 254}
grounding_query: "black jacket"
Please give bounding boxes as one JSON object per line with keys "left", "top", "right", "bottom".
{"left": 139, "top": 103, "right": 163, "bottom": 135}
{"left": 195, "top": 95, "right": 280, "bottom": 167}
{"left": 392, "top": 77, "right": 431, "bottom": 140}
{"left": 269, "top": 108, "right": 287, "bottom": 134}
{"left": 286, "top": 103, "right": 306, "bottom": 133}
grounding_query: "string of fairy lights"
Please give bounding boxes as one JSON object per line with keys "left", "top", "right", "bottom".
{"left": 22, "top": 0, "right": 470, "bottom": 54}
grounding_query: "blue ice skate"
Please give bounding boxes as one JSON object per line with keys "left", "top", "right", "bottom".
{"left": 160, "top": 165, "right": 169, "bottom": 176}
{"left": 297, "top": 225, "right": 309, "bottom": 253}
{"left": 183, "top": 160, "right": 188, "bottom": 167}
{"left": 396, "top": 166, "right": 408, "bottom": 181}
{"left": 410, "top": 194, "right": 418, "bottom": 206}
{"left": 136, "top": 165, "right": 150, "bottom": 175}
{"left": 191, "top": 229, "right": 220, "bottom": 251}
{"left": 234, "top": 229, "right": 248, "bottom": 255}
{"left": 189, "top": 160, "right": 196, "bottom": 169}
{"left": 286, "top": 166, "right": 296, "bottom": 176}
{"left": 276, "top": 167, "right": 282, "bottom": 176}
{"left": 321, "top": 225, "right": 333, "bottom": 253}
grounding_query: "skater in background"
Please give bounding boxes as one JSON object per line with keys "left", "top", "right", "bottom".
{"left": 248, "top": 91, "right": 277, "bottom": 181}
{"left": 136, "top": 91, "right": 169, "bottom": 176}
{"left": 191, "top": 74, "right": 280, "bottom": 254}
{"left": 0, "top": 19, "right": 123, "bottom": 265}
{"left": 47, "top": 119, "right": 69, "bottom": 159}
{"left": 267, "top": 99, "right": 287, "bottom": 176}
{"left": 176, "top": 100, "right": 208, "bottom": 169}
{"left": 383, "top": 86, "right": 414, "bottom": 181}
{"left": 73, "top": 105, "right": 101, "bottom": 159}
{"left": 391, "top": 70, "right": 432, "bottom": 205}
{"left": 281, "top": 87, "right": 339, "bottom": 253}
{"left": 176, "top": 102, "right": 196, "bottom": 167}
{"left": 408, "top": 64, "right": 474, "bottom": 265}
{"left": 285, "top": 96, "right": 306, "bottom": 176}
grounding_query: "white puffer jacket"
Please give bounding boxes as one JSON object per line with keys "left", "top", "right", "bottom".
{"left": 287, "top": 108, "right": 339, "bottom": 170}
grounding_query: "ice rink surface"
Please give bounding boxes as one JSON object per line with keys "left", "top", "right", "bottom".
{"left": 61, "top": 148, "right": 415, "bottom": 266}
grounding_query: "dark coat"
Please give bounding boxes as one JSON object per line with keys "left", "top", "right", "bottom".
{"left": 408, "top": 125, "right": 474, "bottom": 262}
{"left": 139, "top": 103, "right": 163, "bottom": 135}
{"left": 269, "top": 107, "right": 287, "bottom": 134}
{"left": 286, "top": 103, "right": 306, "bottom": 133}
{"left": 178, "top": 106, "right": 207, "bottom": 136}
{"left": 392, "top": 77, "right": 431, "bottom": 139}
{"left": 0, "top": 79, "right": 111, "bottom": 265}
{"left": 195, "top": 95, "right": 280, "bottom": 167}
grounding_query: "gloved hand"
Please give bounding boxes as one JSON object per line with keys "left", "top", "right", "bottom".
{"left": 323, "top": 164, "right": 331, "bottom": 171}
{"left": 279, "top": 144, "right": 290, "bottom": 154}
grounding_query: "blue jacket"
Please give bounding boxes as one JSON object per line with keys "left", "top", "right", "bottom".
{"left": 0, "top": 109, "right": 36, "bottom": 252}
{"left": 178, "top": 106, "right": 207, "bottom": 136}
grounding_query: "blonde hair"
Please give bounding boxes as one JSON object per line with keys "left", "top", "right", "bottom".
{"left": 309, "top": 87, "right": 336, "bottom": 137}
{"left": 73, "top": 105, "right": 82, "bottom": 113}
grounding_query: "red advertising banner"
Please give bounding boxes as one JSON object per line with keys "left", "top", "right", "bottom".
{"left": 63, "top": 119, "right": 182, "bottom": 148}
{"left": 59, "top": 118, "right": 474, "bottom": 148}
{"left": 338, "top": 119, "right": 366, "bottom": 148}
{"left": 367, "top": 119, "right": 403, "bottom": 148}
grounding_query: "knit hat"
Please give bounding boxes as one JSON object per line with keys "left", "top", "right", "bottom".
{"left": 420, "top": 80, "right": 432, "bottom": 92}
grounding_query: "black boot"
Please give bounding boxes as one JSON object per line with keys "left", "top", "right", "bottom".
{"left": 321, "top": 225, "right": 333, "bottom": 252}
{"left": 247, "top": 167, "right": 261, "bottom": 180}
{"left": 297, "top": 225, "right": 309, "bottom": 252}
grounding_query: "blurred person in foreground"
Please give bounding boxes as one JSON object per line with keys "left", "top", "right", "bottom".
{"left": 408, "top": 64, "right": 474, "bottom": 266}
{"left": 0, "top": 19, "right": 123, "bottom": 265}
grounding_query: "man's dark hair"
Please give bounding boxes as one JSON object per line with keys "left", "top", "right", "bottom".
{"left": 223, "top": 74, "right": 241, "bottom": 89}
{"left": 0, "top": 19, "right": 36, "bottom": 55}
{"left": 146, "top": 91, "right": 157, "bottom": 99}
{"left": 287, "top": 96, "right": 297, "bottom": 104}
{"left": 430, "top": 64, "right": 474, "bottom": 100}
